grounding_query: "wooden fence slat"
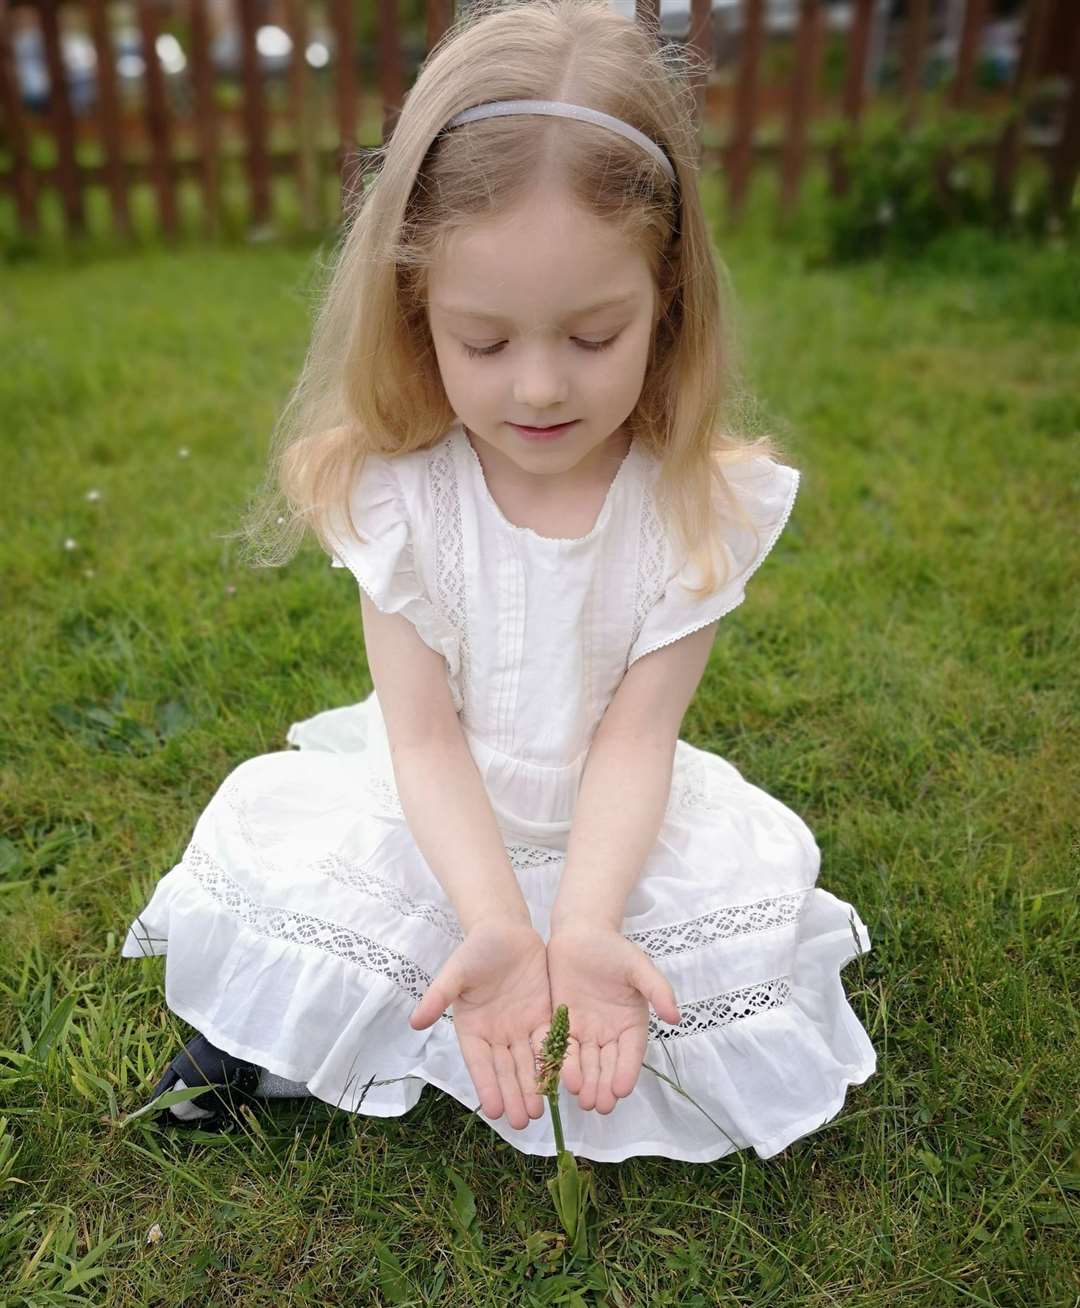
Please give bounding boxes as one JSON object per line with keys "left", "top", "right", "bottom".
{"left": 237, "top": 0, "right": 270, "bottom": 228}
{"left": 780, "top": 0, "right": 824, "bottom": 220}
{"left": 726, "top": 0, "right": 764, "bottom": 222}
{"left": 87, "top": 0, "right": 130, "bottom": 238}
{"left": 136, "top": 0, "right": 177, "bottom": 237}
{"left": 0, "top": 0, "right": 39, "bottom": 235}
{"left": 828, "top": 0, "right": 875, "bottom": 197}
{"left": 951, "top": 0, "right": 988, "bottom": 110}
{"left": 284, "top": 0, "right": 319, "bottom": 231}
{"left": 41, "top": 0, "right": 85, "bottom": 234}
{"left": 375, "top": 0, "right": 403, "bottom": 144}
{"left": 1050, "top": 12, "right": 1080, "bottom": 221}
{"left": 687, "top": 0, "right": 711, "bottom": 158}
{"left": 900, "top": 0, "right": 929, "bottom": 128}
{"left": 188, "top": 0, "right": 220, "bottom": 239}
{"left": 330, "top": 0, "right": 359, "bottom": 213}
{"left": 992, "top": 0, "right": 1052, "bottom": 216}
{"left": 425, "top": 0, "right": 451, "bottom": 62}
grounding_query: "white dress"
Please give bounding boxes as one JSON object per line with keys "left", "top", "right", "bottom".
{"left": 122, "top": 420, "right": 876, "bottom": 1164}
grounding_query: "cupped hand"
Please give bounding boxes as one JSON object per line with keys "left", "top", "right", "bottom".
{"left": 546, "top": 924, "right": 681, "bottom": 1114}
{"left": 409, "top": 918, "right": 552, "bottom": 1130}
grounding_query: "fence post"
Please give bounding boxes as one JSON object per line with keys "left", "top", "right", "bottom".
{"left": 780, "top": 0, "right": 824, "bottom": 224}
{"left": 136, "top": 0, "right": 178, "bottom": 239}
{"left": 0, "top": 0, "right": 40, "bottom": 238}
{"left": 189, "top": 0, "right": 222, "bottom": 240}
{"left": 726, "top": 0, "right": 764, "bottom": 226}
{"left": 41, "top": 0, "right": 86, "bottom": 235}
{"left": 900, "top": 0, "right": 930, "bottom": 130}
{"left": 88, "top": 0, "right": 131, "bottom": 240}
{"left": 991, "top": 0, "right": 1052, "bottom": 224}
{"left": 827, "top": 0, "right": 874, "bottom": 199}
{"left": 1049, "top": 9, "right": 1080, "bottom": 224}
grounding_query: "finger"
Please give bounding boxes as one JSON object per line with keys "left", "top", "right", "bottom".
{"left": 512, "top": 1039, "right": 545, "bottom": 1120}
{"left": 493, "top": 1044, "right": 527, "bottom": 1130}
{"left": 595, "top": 1041, "right": 619, "bottom": 1114}
{"left": 410, "top": 959, "right": 461, "bottom": 1031}
{"left": 635, "top": 959, "right": 681, "bottom": 1027}
{"left": 578, "top": 1040, "right": 600, "bottom": 1111}
{"left": 561, "top": 1036, "right": 583, "bottom": 1095}
{"left": 459, "top": 1034, "right": 503, "bottom": 1121}
{"left": 613, "top": 1023, "right": 648, "bottom": 1099}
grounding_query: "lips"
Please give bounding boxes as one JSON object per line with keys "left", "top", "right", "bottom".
{"left": 510, "top": 420, "right": 579, "bottom": 440}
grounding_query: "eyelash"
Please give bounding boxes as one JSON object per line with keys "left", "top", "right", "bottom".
{"left": 462, "top": 335, "right": 620, "bottom": 359}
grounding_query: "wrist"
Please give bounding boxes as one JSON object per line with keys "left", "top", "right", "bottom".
{"left": 463, "top": 905, "right": 534, "bottom": 934}
{"left": 549, "top": 911, "right": 622, "bottom": 937}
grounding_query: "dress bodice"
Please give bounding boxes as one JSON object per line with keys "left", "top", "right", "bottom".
{"left": 326, "top": 421, "right": 799, "bottom": 839}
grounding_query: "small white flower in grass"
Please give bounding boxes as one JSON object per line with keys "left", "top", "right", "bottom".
{"left": 83, "top": 567, "right": 96, "bottom": 579}
{"left": 276, "top": 515, "right": 285, "bottom": 525}
{"left": 64, "top": 537, "right": 78, "bottom": 551}
{"left": 178, "top": 446, "right": 191, "bottom": 459}
{"left": 85, "top": 488, "right": 102, "bottom": 502}
{"left": 146, "top": 1222, "right": 163, "bottom": 1247}
{"left": 876, "top": 199, "right": 894, "bottom": 225}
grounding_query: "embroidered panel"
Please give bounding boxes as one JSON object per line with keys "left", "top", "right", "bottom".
{"left": 648, "top": 976, "right": 791, "bottom": 1041}
{"left": 626, "top": 890, "right": 810, "bottom": 957}
{"left": 428, "top": 442, "right": 471, "bottom": 702}
{"left": 629, "top": 481, "right": 668, "bottom": 651}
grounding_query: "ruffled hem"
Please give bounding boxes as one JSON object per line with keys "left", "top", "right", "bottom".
{"left": 122, "top": 845, "right": 876, "bottom": 1163}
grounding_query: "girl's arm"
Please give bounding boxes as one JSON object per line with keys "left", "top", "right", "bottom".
{"left": 550, "top": 621, "right": 719, "bottom": 932}
{"left": 360, "top": 592, "right": 531, "bottom": 933}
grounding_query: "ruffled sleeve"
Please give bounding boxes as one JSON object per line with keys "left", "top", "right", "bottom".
{"left": 327, "top": 453, "right": 464, "bottom": 713}
{"left": 626, "top": 456, "right": 800, "bottom": 670}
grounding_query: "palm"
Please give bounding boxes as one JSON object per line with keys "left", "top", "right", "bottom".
{"left": 410, "top": 920, "right": 552, "bottom": 1131}
{"left": 547, "top": 926, "right": 679, "bottom": 1114}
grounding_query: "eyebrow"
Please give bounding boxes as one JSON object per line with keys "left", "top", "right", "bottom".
{"left": 432, "top": 293, "right": 638, "bottom": 325}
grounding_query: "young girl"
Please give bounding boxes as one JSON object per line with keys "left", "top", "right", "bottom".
{"left": 122, "top": 0, "right": 876, "bottom": 1164}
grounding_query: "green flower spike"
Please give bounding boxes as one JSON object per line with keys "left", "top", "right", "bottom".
{"left": 536, "top": 1004, "right": 594, "bottom": 1260}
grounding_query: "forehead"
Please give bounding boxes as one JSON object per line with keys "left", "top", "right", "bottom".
{"left": 427, "top": 195, "right": 652, "bottom": 326}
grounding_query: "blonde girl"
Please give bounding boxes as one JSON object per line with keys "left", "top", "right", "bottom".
{"left": 123, "top": 0, "right": 876, "bottom": 1163}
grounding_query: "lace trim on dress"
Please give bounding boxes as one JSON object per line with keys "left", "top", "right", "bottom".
{"left": 185, "top": 841, "right": 454, "bottom": 1023}
{"left": 313, "top": 853, "right": 466, "bottom": 941}
{"left": 628, "top": 467, "right": 802, "bottom": 669}
{"left": 649, "top": 976, "right": 791, "bottom": 1041}
{"left": 626, "top": 890, "right": 810, "bottom": 957}
{"left": 429, "top": 440, "right": 471, "bottom": 703}
{"left": 630, "top": 482, "right": 668, "bottom": 650}
{"left": 170, "top": 841, "right": 795, "bottom": 1040}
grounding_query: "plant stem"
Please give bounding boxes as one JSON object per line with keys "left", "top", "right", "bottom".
{"left": 547, "top": 1089, "right": 566, "bottom": 1155}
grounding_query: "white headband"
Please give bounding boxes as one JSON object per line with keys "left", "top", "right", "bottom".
{"left": 443, "top": 99, "right": 676, "bottom": 185}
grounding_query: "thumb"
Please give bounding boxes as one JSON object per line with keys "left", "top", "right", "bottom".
{"left": 410, "top": 957, "right": 462, "bottom": 1031}
{"left": 634, "top": 959, "right": 681, "bottom": 1027}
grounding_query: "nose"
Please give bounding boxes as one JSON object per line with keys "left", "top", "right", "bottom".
{"left": 511, "top": 342, "right": 570, "bottom": 410}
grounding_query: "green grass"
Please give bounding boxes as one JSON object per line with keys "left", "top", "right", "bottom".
{"left": 0, "top": 178, "right": 1078, "bottom": 1303}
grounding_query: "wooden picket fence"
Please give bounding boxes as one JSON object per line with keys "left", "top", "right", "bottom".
{"left": 0, "top": 0, "right": 1077, "bottom": 245}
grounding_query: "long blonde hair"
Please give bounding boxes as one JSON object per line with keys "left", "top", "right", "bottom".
{"left": 243, "top": 0, "right": 784, "bottom": 596}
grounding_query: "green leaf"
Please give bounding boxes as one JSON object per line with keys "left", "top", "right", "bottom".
{"left": 372, "top": 1237, "right": 411, "bottom": 1304}
{"left": 30, "top": 992, "right": 78, "bottom": 1062}
{"left": 445, "top": 1167, "right": 483, "bottom": 1252}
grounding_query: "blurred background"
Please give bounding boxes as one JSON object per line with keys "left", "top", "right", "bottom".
{"left": 1, "top": 0, "right": 1076, "bottom": 250}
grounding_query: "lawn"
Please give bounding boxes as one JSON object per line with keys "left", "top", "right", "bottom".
{"left": 1, "top": 177, "right": 1077, "bottom": 1304}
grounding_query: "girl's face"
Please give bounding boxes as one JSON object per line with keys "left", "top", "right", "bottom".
{"left": 426, "top": 188, "right": 659, "bottom": 483}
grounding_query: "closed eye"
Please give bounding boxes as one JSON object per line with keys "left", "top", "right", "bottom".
{"left": 462, "top": 334, "right": 620, "bottom": 359}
